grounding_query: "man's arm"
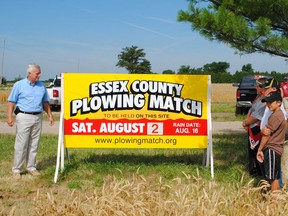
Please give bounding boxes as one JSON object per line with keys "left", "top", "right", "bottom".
{"left": 256, "top": 126, "right": 271, "bottom": 163}
{"left": 43, "top": 102, "right": 54, "bottom": 126}
{"left": 242, "top": 115, "right": 258, "bottom": 131}
{"left": 7, "top": 102, "right": 16, "bottom": 127}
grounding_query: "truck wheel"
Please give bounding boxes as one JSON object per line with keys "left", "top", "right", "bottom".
{"left": 235, "top": 107, "right": 242, "bottom": 115}
{"left": 243, "top": 108, "right": 249, "bottom": 115}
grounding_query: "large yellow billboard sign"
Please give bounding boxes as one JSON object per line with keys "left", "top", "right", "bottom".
{"left": 63, "top": 73, "right": 211, "bottom": 148}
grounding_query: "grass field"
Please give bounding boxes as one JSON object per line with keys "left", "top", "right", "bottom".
{"left": 2, "top": 84, "right": 287, "bottom": 215}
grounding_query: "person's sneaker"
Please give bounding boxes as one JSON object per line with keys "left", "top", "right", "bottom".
{"left": 28, "top": 170, "right": 40, "bottom": 176}
{"left": 12, "top": 172, "right": 21, "bottom": 180}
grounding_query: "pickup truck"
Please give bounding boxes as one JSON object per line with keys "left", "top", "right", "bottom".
{"left": 232, "top": 75, "right": 264, "bottom": 115}
{"left": 46, "top": 75, "right": 61, "bottom": 109}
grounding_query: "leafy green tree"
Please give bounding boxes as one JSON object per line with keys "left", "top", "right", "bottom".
{"left": 138, "top": 59, "right": 152, "bottom": 74}
{"left": 13, "top": 75, "right": 23, "bottom": 82}
{"left": 162, "top": 69, "right": 175, "bottom": 74}
{"left": 241, "top": 63, "right": 254, "bottom": 73}
{"left": 211, "top": 72, "right": 233, "bottom": 83}
{"left": 178, "top": 0, "right": 288, "bottom": 58}
{"left": 0, "top": 76, "right": 7, "bottom": 85}
{"left": 189, "top": 67, "right": 204, "bottom": 74}
{"left": 203, "top": 61, "right": 230, "bottom": 73}
{"left": 116, "top": 46, "right": 152, "bottom": 74}
{"left": 233, "top": 71, "right": 255, "bottom": 83}
{"left": 177, "top": 65, "right": 193, "bottom": 74}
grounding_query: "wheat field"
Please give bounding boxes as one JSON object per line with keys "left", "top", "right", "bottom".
{"left": 211, "top": 83, "right": 235, "bottom": 103}
{"left": 0, "top": 84, "right": 236, "bottom": 104}
{"left": 0, "top": 90, "right": 10, "bottom": 103}
{"left": 30, "top": 174, "right": 288, "bottom": 216}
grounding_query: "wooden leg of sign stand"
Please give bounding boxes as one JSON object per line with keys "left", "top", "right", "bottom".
{"left": 202, "top": 149, "right": 207, "bottom": 166}
{"left": 66, "top": 148, "right": 71, "bottom": 164}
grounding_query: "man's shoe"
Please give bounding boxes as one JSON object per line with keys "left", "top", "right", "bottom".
{"left": 28, "top": 170, "right": 40, "bottom": 176}
{"left": 12, "top": 172, "right": 21, "bottom": 180}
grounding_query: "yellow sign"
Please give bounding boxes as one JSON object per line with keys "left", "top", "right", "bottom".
{"left": 63, "top": 73, "right": 210, "bottom": 148}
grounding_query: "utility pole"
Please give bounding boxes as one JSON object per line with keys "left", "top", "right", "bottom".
{"left": 0, "top": 39, "right": 5, "bottom": 86}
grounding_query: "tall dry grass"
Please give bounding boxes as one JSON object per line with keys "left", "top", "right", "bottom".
{"left": 211, "top": 83, "right": 235, "bottom": 103}
{"left": 29, "top": 172, "right": 288, "bottom": 216}
{"left": 0, "top": 84, "right": 236, "bottom": 104}
{"left": 0, "top": 90, "right": 10, "bottom": 103}
{"left": 3, "top": 171, "right": 288, "bottom": 215}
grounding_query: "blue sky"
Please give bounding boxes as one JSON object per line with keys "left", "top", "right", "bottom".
{"left": 1, "top": 0, "right": 288, "bottom": 81}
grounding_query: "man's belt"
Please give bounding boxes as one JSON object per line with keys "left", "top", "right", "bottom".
{"left": 19, "top": 110, "right": 42, "bottom": 115}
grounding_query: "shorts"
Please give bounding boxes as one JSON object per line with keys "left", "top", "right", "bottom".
{"left": 283, "top": 97, "right": 288, "bottom": 109}
{"left": 263, "top": 148, "right": 281, "bottom": 182}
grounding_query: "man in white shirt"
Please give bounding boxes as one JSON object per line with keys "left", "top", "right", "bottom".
{"left": 260, "top": 78, "right": 287, "bottom": 129}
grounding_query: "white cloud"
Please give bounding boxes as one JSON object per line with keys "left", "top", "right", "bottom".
{"left": 120, "top": 21, "right": 176, "bottom": 40}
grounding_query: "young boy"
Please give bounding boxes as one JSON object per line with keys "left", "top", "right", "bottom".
{"left": 257, "top": 91, "right": 286, "bottom": 191}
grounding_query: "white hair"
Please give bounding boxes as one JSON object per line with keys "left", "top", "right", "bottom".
{"left": 27, "top": 63, "right": 41, "bottom": 75}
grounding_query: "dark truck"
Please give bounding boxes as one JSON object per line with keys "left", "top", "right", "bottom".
{"left": 232, "top": 75, "right": 265, "bottom": 115}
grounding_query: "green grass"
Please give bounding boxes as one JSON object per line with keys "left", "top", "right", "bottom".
{"left": 0, "top": 133, "right": 255, "bottom": 188}
{"left": 211, "top": 102, "right": 246, "bottom": 121}
{"left": 211, "top": 102, "right": 235, "bottom": 113}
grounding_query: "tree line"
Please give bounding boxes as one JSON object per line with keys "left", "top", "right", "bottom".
{"left": 1, "top": 44, "right": 286, "bottom": 86}
{"left": 116, "top": 45, "right": 288, "bottom": 83}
